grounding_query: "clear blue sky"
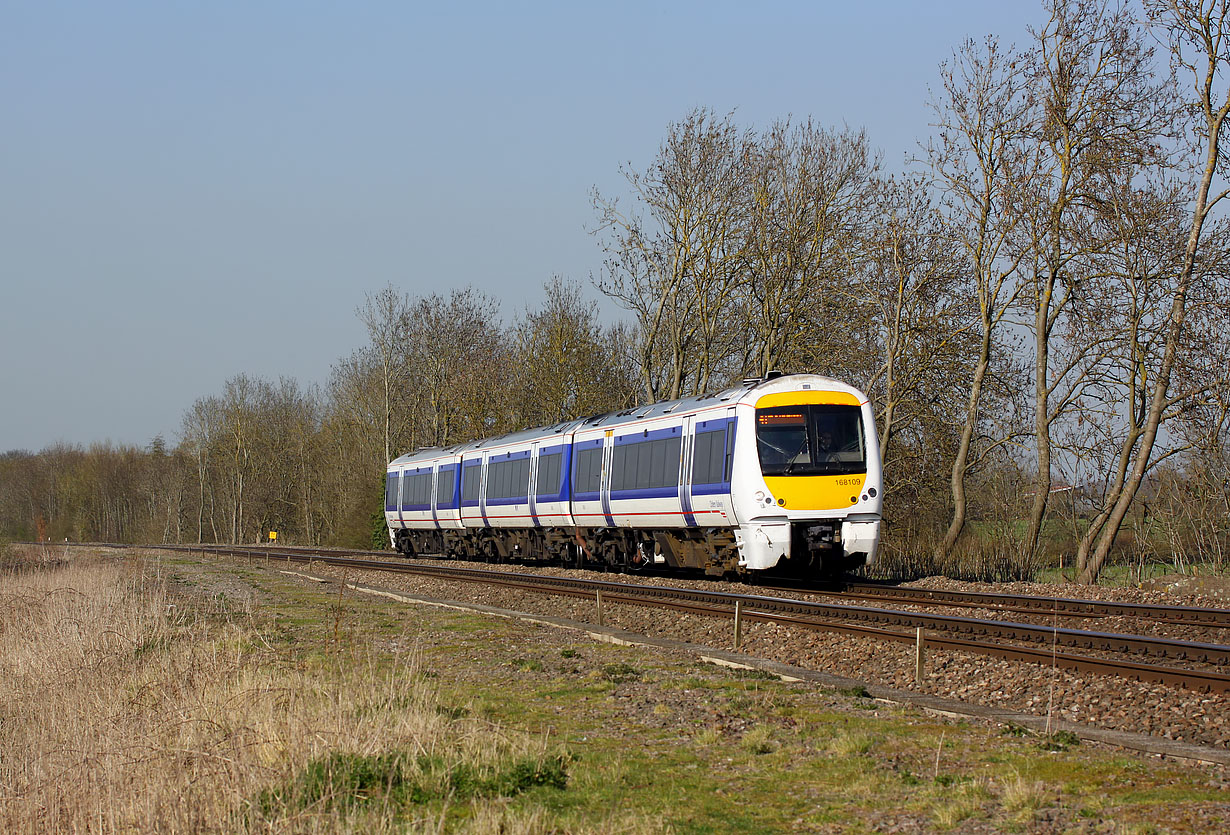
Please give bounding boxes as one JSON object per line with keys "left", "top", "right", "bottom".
{"left": 0, "top": 0, "right": 1038, "bottom": 452}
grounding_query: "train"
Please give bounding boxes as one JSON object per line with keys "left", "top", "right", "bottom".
{"left": 384, "top": 372, "right": 881, "bottom": 576}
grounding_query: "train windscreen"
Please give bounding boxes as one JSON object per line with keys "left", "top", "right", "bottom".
{"left": 755, "top": 404, "right": 866, "bottom": 476}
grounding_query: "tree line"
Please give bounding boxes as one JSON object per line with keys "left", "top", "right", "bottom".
{"left": 0, "top": 282, "right": 635, "bottom": 551}
{"left": 4, "top": 0, "right": 1230, "bottom": 583}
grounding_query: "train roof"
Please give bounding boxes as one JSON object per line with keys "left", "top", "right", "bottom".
{"left": 388, "top": 372, "right": 863, "bottom": 468}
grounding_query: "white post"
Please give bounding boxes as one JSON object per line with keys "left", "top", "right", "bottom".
{"left": 734, "top": 599, "right": 743, "bottom": 650}
{"left": 915, "top": 627, "right": 925, "bottom": 685}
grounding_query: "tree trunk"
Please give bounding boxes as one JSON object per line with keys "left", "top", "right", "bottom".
{"left": 939, "top": 329, "right": 992, "bottom": 558}
{"left": 1078, "top": 125, "right": 1221, "bottom": 582}
{"left": 1024, "top": 281, "right": 1054, "bottom": 561}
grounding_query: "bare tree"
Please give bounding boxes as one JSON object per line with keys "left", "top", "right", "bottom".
{"left": 181, "top": 396, "right": 223, "bottom": 543}
{"left": 927, "top": 36, "right": 1034, "bottom": 558}
{"left": 1078, "top": 0, "right": 1230, "bottom": 581}
{"left": 514, "top": 277, "right": 637, "bottom": 426}
{"left": 357, "top": 284, "right": 413, "bottom": 465}
{"left": 1017, "top": 0, "right": 1172, "bottom": 560}
{"left": 408, "top": 287, "right": 510, "bottom": 446}
{"left": 593, "top": 108, "right": 753, "bottom": 400}
{"left": 742, "top": 121, "right": 879, "bottom": 379}
{"left": 860, "top": 176, "right": 972, "bottom": 473}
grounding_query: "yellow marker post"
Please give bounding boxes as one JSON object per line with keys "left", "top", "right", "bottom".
{"left": 268, "top": 531, "right": 278, "bottom": 542}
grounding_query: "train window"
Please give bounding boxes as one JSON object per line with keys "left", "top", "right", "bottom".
{"left": 536, "top": 452, "right": 562, "bottom": 498}
{"left": 436, "top": 469, "right": 455, "bottom": 506}
{"left": 461, "top": 463, "right": 481, "bottom": 502}
{"left": 491, "top": 460, "right": 506, "bottom": 499}
{"left": 693, "top": 428, "right": 726, "bottom": 485}
{"left": 662, "top": 436, "right": 681, "bottom": 486}
{"left": 611, "top": 442, "right": 631, "bottom": 491}
{"left": 649, "top": 444, "right": 666, "bottom": 487}
{"left": 492, "top": 461, "right": 504, "bottom": 499}
{"left": 724, "top": 423, "right": 736, "bottom": 482}
{"left": 635, "top": 442, "right": 652, "bottom": 490}
{"left": 575, "top": 447, "right": 602, "bottom": 494}
{"left": 611, "top": 436, "right": 681, "bottom": 493}
{"left": 516, "top": 458, "right": 529, "bottom": 497}
{"left": 403, "top": 472, "right": 431, "bottom": 507}
{"left": 486, "top": 457, "right": 529, "bottom": 500}
{"left": 385, "top": 473, "right": 399, "bottom": 510}
{"left": 610, "top": 445, "right": 627, "bottom": 491}
{"left": 756, "top": 405, "right": 865, "bottom": 476}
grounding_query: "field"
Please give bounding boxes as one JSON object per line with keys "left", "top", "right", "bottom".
{"left": 1, "top": 545, "right": 1227, "bottom": 833}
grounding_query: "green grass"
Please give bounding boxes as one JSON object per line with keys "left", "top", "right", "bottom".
{"left": 255, "top": 749, "right": 569, "bottom": 818}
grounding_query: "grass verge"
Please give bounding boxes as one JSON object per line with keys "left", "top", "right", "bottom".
{"left": 1, "top": 547, "right": 1226, "bottom": 833}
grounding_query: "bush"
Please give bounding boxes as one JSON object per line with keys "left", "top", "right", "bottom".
{"left": 870, "top": 528, "right": 1046, "bottom": 583}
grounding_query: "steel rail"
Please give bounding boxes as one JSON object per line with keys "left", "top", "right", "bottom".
{"left": 76, "top": 542, "right": 1230, "bottom": 692}
{"left": 70, "top": 541, "right": 1230, "bottom": 629}
{"left": 248, "top": 543, "right": 1230, "bottom": 628}
{"left": 804, "top": 581, "right": 1230, "bottom": 628}
{"left": 72, "top": 543, "right": 1230, "bottom": 668}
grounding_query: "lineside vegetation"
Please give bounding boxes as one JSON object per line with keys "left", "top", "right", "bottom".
{"left": 1, "top": 547, "right": 1225, "bottom": 831}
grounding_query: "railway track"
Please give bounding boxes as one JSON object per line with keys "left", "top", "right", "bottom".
{"left": 114, "top": 542, "right": 1230, "bottom": 695}
{"left": 93, "top": 541, "right": 1230, "bottom": 628}
{"left": 772, "top": 579, "right": 1230, "bottom": 629}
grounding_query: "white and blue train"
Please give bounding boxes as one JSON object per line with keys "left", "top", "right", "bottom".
{"left": 384, "top": 373, "right": 882, "bottom": 576}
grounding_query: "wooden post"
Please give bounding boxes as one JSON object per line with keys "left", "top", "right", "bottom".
{"left": 734, "top": 600, "right": 743, "bottom": 650}
{"left": 915, "top": 627, "right": 925, "bottom": 685}
{"left": 596, "top": 590, "right": 604, "bottom": 627}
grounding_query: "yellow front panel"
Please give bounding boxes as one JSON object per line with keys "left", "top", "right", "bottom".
{"left": 756, "top": 391, "right": 862, "bottom": 408}
{"left": 763, "top": 474, "right": 866, "bottom": 510}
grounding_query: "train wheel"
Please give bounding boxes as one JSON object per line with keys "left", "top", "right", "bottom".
{"left": 397, "top": 534, "right": 414, "bottom": 558}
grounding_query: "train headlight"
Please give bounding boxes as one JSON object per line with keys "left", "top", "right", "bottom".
{"left": 755, "top": 491, "right": 765, "bottom": 502}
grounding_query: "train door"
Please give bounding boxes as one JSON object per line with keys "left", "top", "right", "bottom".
{"left": 528, "top": 441, "right": 539, "bottom": 525}
{"left": 430, "top": 465, "right": 440, "bottom": 530}
{"left": 478, "top": 453, "right": 489, "bottom": 527}
{"left": 680, "top": 415, "right": 697, "bottom": 526}
{"left": 600, "top": 429, "right": 615, "bottom": 527}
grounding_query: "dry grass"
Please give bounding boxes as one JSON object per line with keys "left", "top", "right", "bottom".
{"left": 825, "top": 729, "right": 877, "bottom": 756}
{"left": 999, "top": 769, "right": 1050, "bottom": 816}
{"left": 929, "top": 779, "right": 992, "bottom": 828}
{"left": 0, "top": 556, "right": 565, "bottom": 833}
{"left": 739, "top": 724, "right": 776, "bottom": 755}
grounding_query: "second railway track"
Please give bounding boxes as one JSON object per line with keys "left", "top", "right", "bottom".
{"left": 134, "top": 542, "right": 1230, "bottom": 694}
